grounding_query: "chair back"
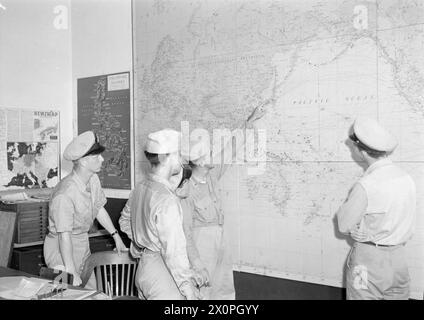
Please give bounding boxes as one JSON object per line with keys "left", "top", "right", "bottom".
{"left": 80, "top": 251, "right": 138, "bottom": 297}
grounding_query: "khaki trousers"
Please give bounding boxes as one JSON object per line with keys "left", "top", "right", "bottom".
{"left": 346, "top": 242, "right": 410, "bottom": 300}
{"left": 135, "top": 251, "right": 185, "bottom": 300}
{"left": 192, "top": 225, "right": 235, "bottom": 300}
{"left": 43, "top": 232, "right": 96, "bottom": 289}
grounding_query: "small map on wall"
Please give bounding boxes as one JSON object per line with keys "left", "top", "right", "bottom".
{"left": 77, "top": 72, "right": 131, "bottom": 190}
{"left": 6, "top": 142, "right": 58, "bottom": 189}
{"left": 0, "top": 108, "right": 60, "bottom": 191}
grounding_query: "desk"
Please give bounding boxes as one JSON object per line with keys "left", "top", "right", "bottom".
{"left": 13, "top": 230, "right": 110, "bottom": 248}
{"left": 0, "top": 266, "right": 109, "bottom": 300}
{"left": 0, "top": 266, "right": 33, "bottom": 277}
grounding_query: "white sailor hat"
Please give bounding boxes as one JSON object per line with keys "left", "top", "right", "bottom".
{"left": 63, "top": 131, "right": 105, "bottom": 161}
{"left": 185, "top": 136, "right": 210, "bottom": 161}
{"left": 350, "top": 116, "right": 398, "bottom": 153}
{"left": 145, "top": 129, "right": 180, "bottom": 154}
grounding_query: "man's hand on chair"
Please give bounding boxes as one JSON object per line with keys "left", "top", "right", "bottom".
{"left": 112, "top": 233, "right": 129, "bottom": 255}
{"left": 65, "top": 267, "right": 82, "bottom": 286}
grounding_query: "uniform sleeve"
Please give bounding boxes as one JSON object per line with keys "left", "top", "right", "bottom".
{"left": 181, "top": 198, "right": 205, "bottom": 270}
{"left": 211, "top": 140, "right": 231, "bottom": 181}
{"left": 50, "top": 194, "right": 74, "bottom": 233}
{"left": 155, "top": 197, "right": 193, "bottom": 289}
{"left": 90, "top": 174, "right": 107, "bottom": 216}
{"left": 212, "top": 129, "right": 245, "bottom": 181}
{"left": 336, "top": 183, "right": 368, "bottom": 234}
{"left": 119, "top": 193, "right": 133, "bottom": 241}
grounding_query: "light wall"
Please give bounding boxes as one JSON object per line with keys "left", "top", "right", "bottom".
{"left": 0, "top": 0, "right": 133, "bottom": 188}
{"left": 0, "top": 0, "right": 73, "bottom": 175}
{"left": 70, "top": 0, "right": 133, "bottom": 197}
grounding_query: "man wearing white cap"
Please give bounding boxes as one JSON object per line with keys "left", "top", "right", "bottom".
{"left": 336, "top": 117, "right": 416, "bottom": 300}
{"left": 119, "top": 129, "right": 200, "bottom": 300}
{"left": 43, "top": 131, "right": 128, "bottom": 287}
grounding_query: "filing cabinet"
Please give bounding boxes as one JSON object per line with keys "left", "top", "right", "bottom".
{"left": 0, "top": 200, "right": 49, "bottom": 244}
{"left": 2, "top": 200, "right": 117, "bottom": 276}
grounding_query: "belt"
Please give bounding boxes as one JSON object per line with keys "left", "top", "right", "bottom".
{"left": 193, "top": 214, "right": 225, "bottom": 228}
{"left": 135, "top": 245, "right": 158, "bottom": 254}
{"left": 193, "top": 221, "right": 223, "bottom": 228}
{"left": 361, "top": 241, "right": 400, "bottom": 247}
{"left": 141, "top": 247, "right": 157, "bottom": 254}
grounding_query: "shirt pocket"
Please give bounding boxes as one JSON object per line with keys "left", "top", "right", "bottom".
{"left": 193, "top": 195, "right": 217, "bottom": 222}
{"left": 73, "top": 197, "right": 94, "bottom": 232}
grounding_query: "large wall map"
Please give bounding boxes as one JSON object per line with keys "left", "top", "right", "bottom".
{"left": 133, "top": 0, "right": 424, "bottom": 298}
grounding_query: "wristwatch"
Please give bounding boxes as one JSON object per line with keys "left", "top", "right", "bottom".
{"left": 110, "top": 230, "right": 118, "bottom": 236}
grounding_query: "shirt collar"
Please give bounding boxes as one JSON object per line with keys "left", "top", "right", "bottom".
{"left": 148, "top": 173, "right": 174, "bottom": 191}
{"left": 72, "top": 171, "right": 90, "bottom": 193}
{"left": 363, "top": 158, "right": 393, "bottom": 176}
{"left": 191, "top": 174, "right": 207, "bottom": 185}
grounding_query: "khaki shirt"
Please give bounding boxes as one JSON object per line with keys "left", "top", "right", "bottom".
{"left": 181, "top": 165, "right": 226, "bottom": 270}
{"left": 119, "top": 174, "right": 194, "bottom": 289}
{"left": 47, "top": 171, "right": 107, "bottom": 235}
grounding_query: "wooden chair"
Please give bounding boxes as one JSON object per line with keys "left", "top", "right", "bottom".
{"left": 80, "top": 251, "right": 139, "bottom": 299}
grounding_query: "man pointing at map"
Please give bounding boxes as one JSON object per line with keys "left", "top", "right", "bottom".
{"left": 336, "top": 117, "right": 416, "bottom": 300}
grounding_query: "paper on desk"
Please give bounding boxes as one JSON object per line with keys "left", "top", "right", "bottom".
{"left": 14, "top": 278, "right": 47, "bottom": 298}
{"left": 0, "top": 276, "right": 98, "bottom": 300}
{"left": 0, "top": 276, "right": 24, "bottom": 290}
{"left": 47, "top": 289, "right": 97, "bottom": 300}
{"left": 0, "top": 276, "right": 52, "bottom": 300}
{"left": 0, "top": 192, "right": 29, "bottom": 202}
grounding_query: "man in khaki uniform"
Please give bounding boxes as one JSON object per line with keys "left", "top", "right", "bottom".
{"left": 337, "top": 117, "right": 416, "bottom": 300}
{"left": 44, "top": 131, "right": 127, "bottom": 287}
{"left": 119, "top": 129, "right": 200, "bottom": 300}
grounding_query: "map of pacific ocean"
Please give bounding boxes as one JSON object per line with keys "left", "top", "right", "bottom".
{"left": 133, "top": 0, "right": 424, "bottom": 297}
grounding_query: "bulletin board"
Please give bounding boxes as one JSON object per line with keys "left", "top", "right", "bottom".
{"left": 77, "top": 72, "right": 132, "bottom": 190}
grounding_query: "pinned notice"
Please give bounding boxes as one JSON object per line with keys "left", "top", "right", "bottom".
{"left": 107, "top": 73, "right": 129, "bottom": 91}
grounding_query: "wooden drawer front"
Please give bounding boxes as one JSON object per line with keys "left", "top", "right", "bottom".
{"left": 17, "top": 202, "right": 48, "bottom": 213}
{"left": 19, "top": 218, "right": 48, "bottom": 227}
{"left": 15, "top": 222, "right": 49, "bottom": 243}
{"left": 14, "top": 204, "right": 49, "bottom": 244}
{"left": 19, "top": 214, "right": 47, "bottom": 223}
{"left": 19, "top": 209, "right": 47, "bottom": 217}
{"left": 11, "top": 247, "right": 46, "bottom": 276}
{"left": 15, "top": 225, "right": 48, "bottom": 243}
